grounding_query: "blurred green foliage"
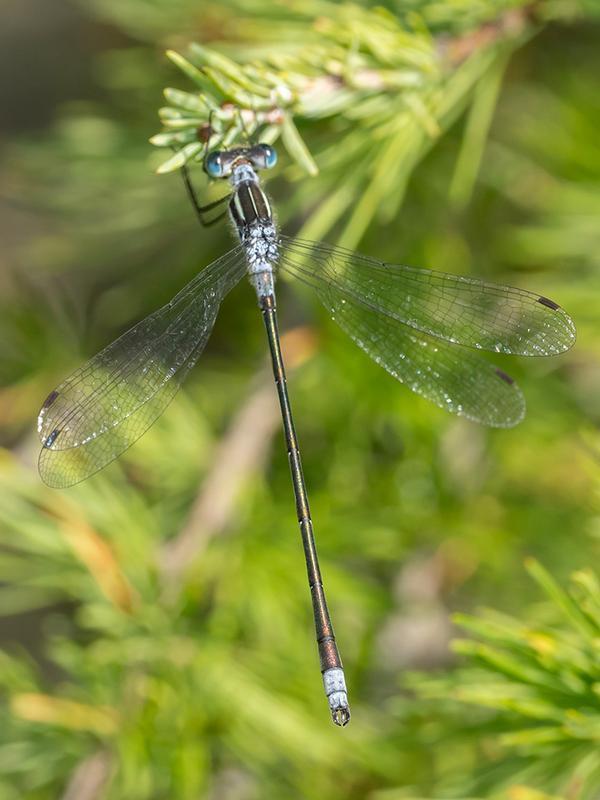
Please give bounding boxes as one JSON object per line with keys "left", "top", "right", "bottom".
{"left": 0, "top": 0, "right": 599, "bottom": 798}
{"left": 407, "top": 560, "right": 600, "bottom": 798}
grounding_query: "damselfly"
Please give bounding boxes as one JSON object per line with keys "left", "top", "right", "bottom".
{"left": 37, "top": 143, "right": 576, "bottom": 726}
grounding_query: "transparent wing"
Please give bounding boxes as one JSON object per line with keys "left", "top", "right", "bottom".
{"left": 279, "top": 236, "right": 576, "bottom": 356}
{"left": 38, "top": 246, "right": 246, "bottom": 488}
{"left": 297, "top": 264, "right": 525, "bottom": 426}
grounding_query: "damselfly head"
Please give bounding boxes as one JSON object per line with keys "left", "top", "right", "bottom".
{"left": 204, "top": 144, "right": 277, "bottom": 179}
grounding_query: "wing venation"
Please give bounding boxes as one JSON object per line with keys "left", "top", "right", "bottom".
{"left": 38, "top": 247, "right": 245, "bottom": 487}
{"left": 280, "top": 236, "right": 576, "bottom": 356}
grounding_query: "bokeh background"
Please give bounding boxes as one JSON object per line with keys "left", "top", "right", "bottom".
{"left": 1, "top": 1, "right": 599, "bottom": 798}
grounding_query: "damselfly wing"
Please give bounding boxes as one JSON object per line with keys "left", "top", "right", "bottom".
{"left": 39, "top": 237, "right": 575, "bottom": 485}
{"left": 38, "top": 248, "right": 245, "bottom": 488}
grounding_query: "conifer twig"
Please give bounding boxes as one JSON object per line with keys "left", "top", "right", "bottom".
{"left": 151, "top": 4, "right": 540, "bottom": 247}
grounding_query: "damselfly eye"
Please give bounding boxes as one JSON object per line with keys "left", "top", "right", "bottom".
{"left": 204, "top": 151, "right": 224, "bottom": 178}
{"left": 261, "top": 145, "right": 277, "bottom": 169}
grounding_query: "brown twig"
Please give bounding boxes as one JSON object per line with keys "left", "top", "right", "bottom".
{"left": 159, "top": 326, "right": 317, "bottom": 595}
{"left": 60, "top": 751, "right": 112, "bottom": 800}
{"left": 438, "top": 5, "right": 535, "bottom": 66}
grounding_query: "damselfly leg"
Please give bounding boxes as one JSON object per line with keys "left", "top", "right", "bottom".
{"left": 180, "top": 161, "right": 230, "bottom": 227}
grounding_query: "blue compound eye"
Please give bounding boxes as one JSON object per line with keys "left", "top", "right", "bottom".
{"left": 249, "top": 144, "right": 278, "bottom": 171}
{"left": 262, "top": 145, "right": 277, "bottom": 169}
{"left": 204, "top": 151, "right": 224, "bottom": 178}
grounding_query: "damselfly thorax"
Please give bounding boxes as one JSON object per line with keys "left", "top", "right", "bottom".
{"left": 228, "top": 162, "right": 278, "bottom": 300}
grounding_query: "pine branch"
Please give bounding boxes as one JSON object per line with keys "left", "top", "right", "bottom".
{"left": 407, "top": 561, "right": 600, "bottom": 799}
{"left": 151, "top": 4, "right": 544, "bottom": 246}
